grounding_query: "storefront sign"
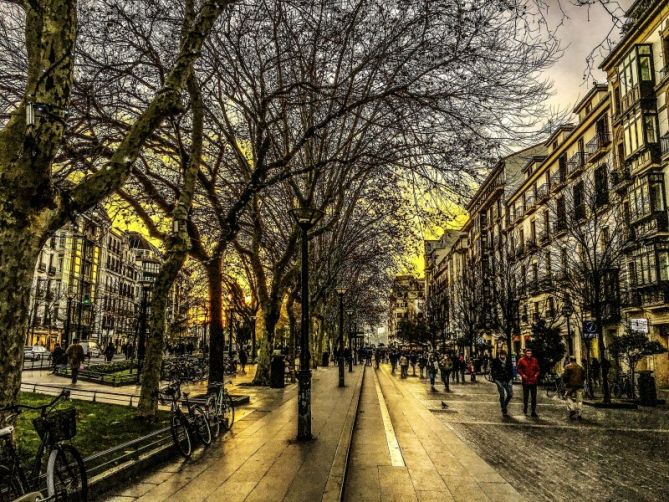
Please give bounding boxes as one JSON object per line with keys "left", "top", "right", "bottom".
{"left": 630, "top": 318, "right": 649, "bottom": 334}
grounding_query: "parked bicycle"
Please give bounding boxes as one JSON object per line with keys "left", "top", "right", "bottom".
{"left": 158, "top": 380, "right": 212, "bottom": 458}
{"left": 205, "top": 381, "right": 235, "bottom": 438}
{"left": 0, "top": 390, "right": 87, "bottom": 501}
{"left": 544, "top": 374, "right": 566, "bottom": 400}
{"left": 610, "top": 372, "right": 634, "bottom": 399}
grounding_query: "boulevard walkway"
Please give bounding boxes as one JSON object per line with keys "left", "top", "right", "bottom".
{"left": 344, "top": 367, "right": 520, "bottom": 501}
{"left": 100, "top": 365, "right": 364, "bottom": 501}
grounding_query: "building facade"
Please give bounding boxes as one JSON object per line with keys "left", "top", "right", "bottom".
{"left": 426, "top": 0, "right": 669, "bottom": 386}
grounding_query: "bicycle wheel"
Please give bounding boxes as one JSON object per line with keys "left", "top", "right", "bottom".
{"left": 205, "top": 395, "right": 221, "bottom": 439}
{"left": 191, "top": 405, "right": 212, "bottom": 446}
{"left": 171, "top": 412, "right": 192, "bottom": 457}
{"left": 545, "top": 380, "right": 557, "bottom": 399}
{"left": 222, "top": 392, "right": 235, "bottom": 430}
{"left": 46, "top": 444, "right": 88, "bottom": 502}
{"left": 0, "top": 465, "right": 26, "bottom": 502}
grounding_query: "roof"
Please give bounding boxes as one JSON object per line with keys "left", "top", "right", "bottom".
{"left": 572, "top": 84, "right": 608, "bottom": 114}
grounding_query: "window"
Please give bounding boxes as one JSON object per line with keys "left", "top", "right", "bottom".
{"left": 556, "top": 196, "right": 566, "bottom": 229}
{"left": 595, "top": 165, "right": 609, "bottom": 206}
{"left": 573, "top": 181, "right": 585, "bottom": 220}
{"left": 629, "top": 173, "right": 665, "bottom": 221}
{"left": 558, "top": 154, "right": 567, "bottom": 180}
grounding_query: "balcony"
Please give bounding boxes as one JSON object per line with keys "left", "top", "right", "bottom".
{"left": 622, "top": 291, "right": 642, "bottom": 309}
{"left": 37, "top": 262, "right": 46, "bottom": 273}
{"left": 610, "top": 167, "right": 631, "bottom": 192}
{"left": 538, "top": 230, "right": 549, "bottom": 244}
{"left": 550, "top": 171, "right": 566, "bottom": 192}
{"left": 567, "top": 151, "right": 586, "bottom": 178}
{"left": 631, "top": 211, "right": 669, "bottom": 240}
{"left": 536, "top": 183, "right": 549, "bottom": 203}
{"left": 528, "top": 281, "right": 540, "bottom": 295}
{"left": 619, "top": 82, "right": 655, "bottom": 115}
{"left": 539, "top": 276, "right": 553, "bottom": 291}
{"left": 553, "top": 220, "right": 567, "bottom": 236}
{"left": 595, "top": 189, "right": 609, "bottom": 207}
{"left": 574, "top": 204, "right": 586, "bottom": 221}
{"left": 661, "top": 133, "right": 669, "bottom": 159}
{"left": 524, "top": 194, "right": 536, "bottom": 215}
{"left": 526, "top": 239, "right": 538, "bottom": 253}
{"left": 48, "top": 265, "right": 56, "bottom": 276}
{"left": 626, "top": 143, "right": 661, "bottom": 175}
{"left": 642, "top": 288, "right": 669, "bottom": 308}
{"left": 586, "top": 133, "right": 611, "bottom": 163}
{"left": 515, "top": 244, "right": 525, "bottom": 259}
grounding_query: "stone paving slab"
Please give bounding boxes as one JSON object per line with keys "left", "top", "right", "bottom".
{"left": 99, "top": 365, "right": 364, "bottom": 501}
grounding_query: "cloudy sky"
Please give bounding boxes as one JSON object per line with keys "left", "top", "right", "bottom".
{"left": 544, "top": 0, "right": 631, "bottom": 111}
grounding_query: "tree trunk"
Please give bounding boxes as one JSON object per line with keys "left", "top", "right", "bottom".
{"left": 0, "top": 229, "right": 41, "bottom": 421}
{"left": 252, "top": 305, "right": 279, "bottom": 385}
{"left": 207, "top": 256, "right": 225, "bottom": 383}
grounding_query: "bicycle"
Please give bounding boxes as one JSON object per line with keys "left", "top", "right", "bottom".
{"left": 0, "top": 390, "right": 87, "bottom": 501}
{"left": 610, "top": 373, "right": 634, "bottom": 399}
{"left": 544, "top": 374, "right": 566, "bottom": 400}
{"left": 205, "top": 381, "right": 235, "bottom": 439}
{"left": 158, "top": 381, "right": 212, "bottom": 458}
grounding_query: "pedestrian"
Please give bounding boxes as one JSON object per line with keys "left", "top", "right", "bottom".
{"left": 410, "top": 351, "right": 418, "bottom": 376}
{"left": 468, "top": 357, "right": 477, "bottom": 383}
{"left": 439, "top": 353, "right": 453, "bottom": 391}
{"left": 65, "top": 338, "right": 85, "bottom": 384}
{"left": 451, "top": 352, "right": 460, "bottom": 383}
{"left": 418, "top": 352, "right": 427, "bottom": 379}
{"left": 516, "top": 348, "right": 540, "bottom": 418}
{"left": 51, "top": 343, "right": 65, "bottom": 373}
{"left": 427, "top": 353, "right": 439, "bottom": 391}
{"left": 590, "top": 357, "right": 601, "bottom": 388}
{"left": 390, "top": 350, "right": 398, "bottom": 374}
{"left": 562, "top": 356, "right": 586, "bottom": 420}
{"left": 458, "top": 354, "right": 466, "bottom": 383}
{"left": 399, "top": 353, "right": 409, "bottom": 378}
{"left": 374, "top": 348, "right": 381, "bottom": 369}
{"left": 104, "top": 343, "right": 115, "bottom": 363}
{"left": 491, "top": 350, "right": 514, "bottom": 417}
{"left": 239, "top": 346, "right": 248, "bottom": 374}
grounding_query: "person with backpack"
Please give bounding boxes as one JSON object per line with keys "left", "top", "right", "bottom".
{"left": 439, "top": 353, "right": 453, "bottom": 391}
{"left": 427, "top": 353, "right": 440, "bottom": 391}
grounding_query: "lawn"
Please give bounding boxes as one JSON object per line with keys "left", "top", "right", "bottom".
{"left": 15, "top": 392, "right": 169, "bottom": 466}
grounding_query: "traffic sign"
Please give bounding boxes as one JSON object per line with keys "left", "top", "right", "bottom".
{"left": 630, "top": 318, "right": 649, "bottom": 334}
{"left": 582, "top": 320, "right": 597, "bottom": 339}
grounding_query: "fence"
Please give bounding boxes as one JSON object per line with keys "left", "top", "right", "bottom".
{"left": 21, "top": 382, "right": 141, "bottom": 407}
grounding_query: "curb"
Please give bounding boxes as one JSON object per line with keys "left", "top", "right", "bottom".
{"left": 322, "top": 365, "right": 366, "bottom": 502}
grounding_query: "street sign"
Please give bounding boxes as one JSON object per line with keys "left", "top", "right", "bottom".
{"left": 630, "top": 318, "right": 649, "bottom": 334}
{"left": 582, "top": 320, "right": 597, "bottom": 339}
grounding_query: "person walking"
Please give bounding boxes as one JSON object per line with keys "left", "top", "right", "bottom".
{"left": 239, "top": 346, "right": 248, "bottom": 374}
{"left": 390, "top": 350, "right": 398, "bottom": 374}
{"left": 451, "top": 352, "right": 460, "bottom": 383}
{"left": 563, "top": 356, "right": 586, "bottom": 420}
{"left": 65, "top": 338, "right": 85, "bottom": 384}
{"left": 427, "top": 353, "right": 439, "bottom": 391}
{"left": 410, "top": 351, "right": 418, "bottom": 376}
{"left": 399, "top": 353, "right": 409, "bottom": 378}
{"left": 418, "top": 352, "right": 427, "bottom": 379}
{"left": 51, "top": 343, "right": 66, "bottom": 373}
{"left": 491, "top": 350, "right": 514, "bottom": 416}
{"left": 458, "top": 354, "right": 466, "bottom": 384}
{"left": 439, "top": 353, "right": 453, "bottom": 391}
{"left": 590, "top": 357, "right": 601, "bottom": 388}
{"left": 104, "top": 343, "right": 115, "bottom": 363}
{"left": 516, "top": 348, "right": 540, "bottom": 418}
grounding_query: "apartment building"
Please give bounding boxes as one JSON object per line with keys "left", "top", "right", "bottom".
{"left": 428, "top": 0, "right": 669, "bottom": 385}
{"left": 387, "top": 274, "right": 425, "bottom": 345}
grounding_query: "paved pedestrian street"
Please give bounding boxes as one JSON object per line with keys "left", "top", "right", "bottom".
{"left": 387, "top": 366, "right": 669, "bottom": 502}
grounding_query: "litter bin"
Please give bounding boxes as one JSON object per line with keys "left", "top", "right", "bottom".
{"left": 637, "top": 370, "right": 657, "bottom": 406}
{"left": 270, "top": 355, "right": 285, "bottom": 388}
{"left": 322, "top": 351, "right": 330, "bottom": 367}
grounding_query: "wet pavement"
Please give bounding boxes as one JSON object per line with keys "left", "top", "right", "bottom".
{"left": 390, "top": 366, "right": 669, "bottom": 502}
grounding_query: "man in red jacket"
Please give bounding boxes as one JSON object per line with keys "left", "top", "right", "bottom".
{"left": 516, "top": 348, "right": 540, "bottom": 418}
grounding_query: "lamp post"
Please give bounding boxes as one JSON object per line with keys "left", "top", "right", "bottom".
{"left": 290, "top": 205, "right": 323, "bottom": 441}
{"left": 335, "top": 287, "right": 346, "bottom": 387}
{"left": 346, "top": 309, "right": 354, "bottom": 372}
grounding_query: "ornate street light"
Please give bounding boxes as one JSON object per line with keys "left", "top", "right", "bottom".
{"left": 335, "top": 287, "right": 346, "bottom": 387}
{"left": 290, "top": 205, "right": 323, "bottom": 441}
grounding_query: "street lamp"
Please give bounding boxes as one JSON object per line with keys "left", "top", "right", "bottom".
{"left": 290, "top": 205, "right": 323, "bottom": 441}
{"left": 346, "top": 309, "right": 354, "bottom": 372}
{"left": 335, "top": 287, "right": 346, "bottom": 387}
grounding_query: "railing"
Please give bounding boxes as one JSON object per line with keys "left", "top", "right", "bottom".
{"left": 539, "top": 276, "right": 553, "bottom": 290}
{"left": 611, "top": 167, "right": 631, "bottom": 188}
{"left": 538, "top": 230, "right": 549, "bottom": 244}
{"left": 536, "top": 183, "right": 549, "bottom": 202}
{"left": 21, "top": 381, "right": 142, "bottom": 406}
{"left": 567, "top": 151, "right": 585, "bottom": 176}
{"left": 595, "top": 189, "right": 609, "bottom": 207}
{"left": 48, "top": 265, "right": 56, "bottom": 275}
{"left": 526, "top": 239, "right": 538, "bottom": 252}
{"left": 53, "top": 367, "right": 140, "bottom": 386}
{"left": 554, "top": 220, "right": 567, "bottom": 234}
{"left": 550, "top": 170, "right": 566, "bottom": 189}
{"left": 37, "top": 262, "right": 46, "bottom": 272}
{"left": 574, "top": 205, "right": 586, "bottom": 221}
{"left": 586, "top": 133, "right": 611, "bottom": 160}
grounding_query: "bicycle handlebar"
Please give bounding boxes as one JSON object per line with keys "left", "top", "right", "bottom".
{"left": 0, "top": 389, "right": 70, "bottom": 414}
